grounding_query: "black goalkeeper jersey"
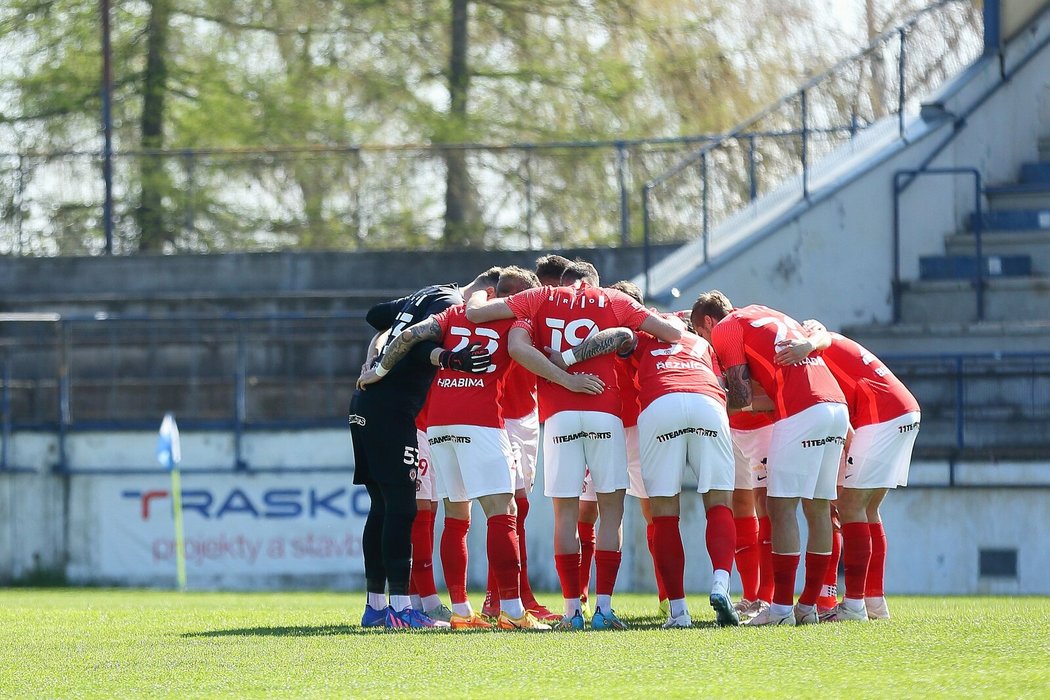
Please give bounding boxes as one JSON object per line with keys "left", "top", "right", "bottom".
{"left": 358, "top": 283, "right": 462, "bottom": 415}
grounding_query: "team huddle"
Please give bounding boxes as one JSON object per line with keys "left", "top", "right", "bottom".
{"left": 348, "top": 254, "right": 920, "bottom": 630}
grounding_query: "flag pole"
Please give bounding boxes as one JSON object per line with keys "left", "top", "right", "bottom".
{"left": 158, "top": 412, "right": 186, "bottom": 592}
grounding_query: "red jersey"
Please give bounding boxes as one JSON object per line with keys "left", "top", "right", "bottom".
{"left": 710, "top": 305, "right": 845, "bottom": 421}
{"left": 427, "top": 305, "right": 515, "bottom": 429}
{"left": 501, "top": 361, "right": 538, "bottom": 421}
{"left": 634, "top": 331, "right": 726, "bottom": 412}
{"left": 729, "top": 410, "right": 774, "bottom": 431}
{"left": 616, "top": 356, "right": 641, "bottom": 428}
{"left": 818, "top": 333, "right": 920, "bottom": 428}
{"left": 505, "top": 283, "right": 651, "bottom": 418}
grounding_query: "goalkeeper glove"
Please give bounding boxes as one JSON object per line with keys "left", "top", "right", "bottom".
{"left": 438, "top": 342, "right": 491, "bottom": 374}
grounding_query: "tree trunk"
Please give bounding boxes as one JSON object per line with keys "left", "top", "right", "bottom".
{"left": 443, "top": 0, "right": 480, "bottom": 248}
{"left": 136, "top": 0, "right": 173, "bottom": 251}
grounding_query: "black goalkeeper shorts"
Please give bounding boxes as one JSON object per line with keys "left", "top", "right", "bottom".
{"left": 348, "top": 389, "right": 419, "bottom": 489}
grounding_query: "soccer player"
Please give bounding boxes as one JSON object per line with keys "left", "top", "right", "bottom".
{"left": 408, "top": 395, "right": 452, "bottom": 622}
{"left": 466, "top": 261, "right": 683, "bottom": 630}
{"left": 360, "top": 266, "right": 600, "bottom": 630}
{"left": 554, "top": 319, "right": 740, "bottom": 628}
{"left": 350, "top": 270, "right": 499, "bottom": 629}
{"left": 773, "top": 322, "right": 920, "bottom": 621}
{"left": 691, "top": 291, "right": 848, "bottom": 626}
{"left": 729, "top": 410, "right": 775, "bottom": 620}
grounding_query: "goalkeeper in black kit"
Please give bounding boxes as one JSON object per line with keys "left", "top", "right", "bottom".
{"left": 350, "top": 268, "right": 501, "bottom": 629}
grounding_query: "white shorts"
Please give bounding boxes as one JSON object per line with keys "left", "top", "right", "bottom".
{"left": 625, "top": 425, "right": 647, "bottom": 499}
{"left": 637, "top": 392, "right": 734, "bottom": 497}
{"left": 731, "top": 424, "right": 773, "bottom": 490}
{"left": 580, "top": 470, "right": 597, "bottom": 503}
{"left": 505, "top": 409, "right": 540, "bottom": 493}
{"left": 766, "top": 403, "right": 850, "bottom": 500}
{"left": 843, "top": 411, "right": 921, "bottom": 489}
{"left": 415, "top": 429, "right": 438, "bottom": 502}
{"left": 543, "top": 410, "right": 628, "bottom": 497}
{"left": 427, "top": 424, "right": 515, "bottom": 502}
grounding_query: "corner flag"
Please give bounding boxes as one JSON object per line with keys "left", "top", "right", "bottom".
{"left": 157, "top": 412, "right": 187, "bottom": 591}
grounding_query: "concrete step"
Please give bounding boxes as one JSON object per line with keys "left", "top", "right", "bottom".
{"left": 969, "top": 208, "right": 1050, "bottom": 231}
{"left": 945, "top": 229, "right": 1050, "bottom": 274}
{"left": 842, "top": 320, "right": 1050, "bottom": 355}
{"left": 896, "top": 277, "right": 1050, "bottom": 323}
{"left": 1039, "top": 137, "right": 1050, "bottom": 162}
{"left": 1020, "top": 162, "right": 1050, "bottom": 184}
{"left": 918, "top": 254, "right": 1031, "bottom": 280}
{"left": 985, "top": 183, "right": 1050, "bottom": 210}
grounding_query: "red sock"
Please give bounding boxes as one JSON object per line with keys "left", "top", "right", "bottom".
{"left": 646, "top": 521, "right": 668, "bottom": 601}
{"left": 594, "top": 549, "right": 622, "bottom": 597}
{"left": 705, "top": 505, "right": 737, "bottom": 573}
{"left": 823, "top": 522, "right": 842, "bottom": 590}
{"left": 772, "top": 552, "right": 800, "bottom": 606}
{"left": 866, "top": 521, "right": 887, "bottom": 597}
{"left": 651, "top": 516, "right": 685, "bottom": 601}
{"left": 842, "top": 521, "right": 872, "bottom": 600}
{"left": 554, "top": 552, "right": 582, "bottom": 600}
{"left": 487, "top": 514, "right": 521, "bottom": 602}
{"left": 485, "top": 566, "right": 498, "bottom": 607}
{"left": 734, "top": 516, "right": 760, "bottom": 601}
{"left": 515, "top": 497, "right": 538, "bottom": 607}
{"left": 410, "top": 509, "right": 438, "bottom": 598}
{"left": 439, "top": 517, "right": 470, "bottom": 605}
{"left": 799, "top": 552, "right": 831, "bottom": 607}
{"left": 757, "top": 516, "right": 774, "bottom": 603}
{"left": 578, "top": 521, "right": 596, "bottom": 599}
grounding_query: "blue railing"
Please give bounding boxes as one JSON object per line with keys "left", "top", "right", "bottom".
{"left": 2, "top": 312, "right": 1048, "bottom": 470}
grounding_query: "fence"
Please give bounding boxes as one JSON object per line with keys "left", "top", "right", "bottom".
{"left": 641, "top": 0, "right": 984, "bottom": 268}
{"left": 2, "top": 313, "right": 1048, "bottom": 470}
{"left": 0, "top": 136, "right": 723, "bottom": 257}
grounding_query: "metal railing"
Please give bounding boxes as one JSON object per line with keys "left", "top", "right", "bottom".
{"left": 640, "top": 0, "right": 983, "bottom": 295}
{"left": 1, "top": 313, "right": 1049, "bottom": 471}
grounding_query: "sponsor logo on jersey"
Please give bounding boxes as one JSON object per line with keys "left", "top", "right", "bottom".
{"left": 800, "top": 435, "right": 846, "bottom": 448}
{"left": 655, "top": 359, "right": 706, "bottom": 371}
{"left": 552, "top": 430, "right": 612, "bottom": 444}
{"left": 437, "top": 377, "right": 486, "bottom": 388}
{"left": 898, "top": 421, "right": 920, "bottom": 434}
{"left": 348, "top": 414, "right": 366, "bottom": 426}
{"left": 428, "top": 435, "right": 472, "bottom": 445}
{"left": 655, "top": 426, "right": 719, "bottom": 443}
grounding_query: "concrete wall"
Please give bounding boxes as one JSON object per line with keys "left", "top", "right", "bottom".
{"left": 2, "top": 428, "right": 1047, "bottom": 595}
{"left": 653, "top": 9, "right": 1050, "bottom": 330}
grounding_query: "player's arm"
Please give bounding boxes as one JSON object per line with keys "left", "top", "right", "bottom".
{"left": 638, "top": 313, "right": 683, "bottom": 343}
{"left": 464, "top": 290, "right": 515, "bottom": 323}
{"left": 361, "top": 328, "right": 390, "bottom": 374}
{"left": 723, "top": 363, "right": 753, "bottom": 411}
{"left": 507, "top": 326, "right": 604, "bottom": 395}
{"left": 547, "top": 327, "right": 637, "bottom": 370}
{"left": 774, "top": 319, "right": 832, "bottom": 366}
{"left": 365, "top": 296, "right": 411, "bottom": 331}
{"left": 356, "top": 318, "right": 443, "bottom": 388}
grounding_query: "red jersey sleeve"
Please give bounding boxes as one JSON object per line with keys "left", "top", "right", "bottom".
{"left": 505, "top": 287, "right": 546, "bottom": 321}
{"left": 606, "top": 289, "right": 651, "bottom": 330}
{"left": 711, "top": 317, "right": 747, "bottom": 368}
{"left": 510, "top": 318, "right": 534, "bottom": 338}
{"left": 432, "top": 306, "right": 455, "bottom": 335}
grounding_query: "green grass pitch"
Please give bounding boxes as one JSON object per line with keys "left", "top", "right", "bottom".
{"left": 1, "top": 590, "right": 1047, "bottom": 698}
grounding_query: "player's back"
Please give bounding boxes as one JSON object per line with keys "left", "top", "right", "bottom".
{"left": 822, "top": 332, "right": 920, "bottom": 427}
{"left": 635, "top": 330, "right": 725, "bottom": 411}
{"left": 428, "top": 304, "right": 515, "bottom": 429}
{"left": 717, "top": 304, "right": 844, "bottom": 420}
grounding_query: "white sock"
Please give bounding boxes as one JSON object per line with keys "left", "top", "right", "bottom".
{"left": 410, "top": 594, "right": 423, "bottom": 611}
{"left": 711, "top": 569, "right": 730, "bottom": 593}
{"left": 596, "top": 594, "right": 612, "bottom": 612}
{"left": 796, "top": 603, "right": 815, "bottom": 614}
{"left": 843, "top": 597, "right": 866, "bottom": 611}
{"left": 421, "top": 594, "right": 442, "bottom": 611}
{"left": 770, "top": 602, "right": 793, "bottom": 616}
{"left": 367, "top": 592, "right": 387, "bottom": 610}
{"left": 564, "top": 598, "right": 582, "bottom": 616}
{"left": 669, "top": 598, "right": 688, "bottom": 618}
{"left": 501, "top": 598, "right": 525, "bottom": 618}
{"left": 452, "top": 602, "right": 473, "bottom": 617}
{"left": 390, "top": 594, "right": 412, "bottom": 612}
